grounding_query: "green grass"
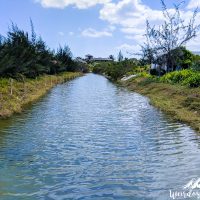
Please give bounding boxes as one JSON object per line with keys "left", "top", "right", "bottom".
{"left": 0, "top": 72, "right": 81, "bottom": 118}
{"left": 121, "top": 76, "right": 200, "bottom": 132}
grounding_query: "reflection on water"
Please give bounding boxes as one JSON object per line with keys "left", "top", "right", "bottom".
{"left": 0, "top": 73, "right": 200, "bottom": 200}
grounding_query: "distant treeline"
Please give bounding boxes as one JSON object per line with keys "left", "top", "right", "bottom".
{"left": 0, "top": 20, "right": 88, "bottom": 78}
{"left": 92, "top": 58, "right": 144, "bottom": 80}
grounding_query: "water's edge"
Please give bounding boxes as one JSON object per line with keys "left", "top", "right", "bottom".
{"left": 118, "top": 77, "right": 200, "bottom": 133}
{"left": 0, "top": 72, "right": 82, "bottom": 119}
{"left": 0, "top": 73, "right": 199, "bottom": 200}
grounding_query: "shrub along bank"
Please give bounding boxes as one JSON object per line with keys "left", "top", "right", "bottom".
{"left": 159, "top": 69, "right": 200, "bottom": 87}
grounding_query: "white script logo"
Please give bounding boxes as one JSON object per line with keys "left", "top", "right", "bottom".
{"left": 169, "top": 178, "right": 200, "bottom": 199}
{"left": 183, "top": 178, "right": 200, "bottom": 190}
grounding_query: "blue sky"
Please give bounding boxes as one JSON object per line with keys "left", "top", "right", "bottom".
{"left": 0, "top": 0, "right": 200, "bottom": 58}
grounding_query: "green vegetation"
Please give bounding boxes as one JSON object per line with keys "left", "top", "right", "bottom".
{"left": 159, "top": 70, "right": 200, "bottom": 87}
{"left": 0, "top": 21, "right": 87, "bottom": 118}
{"left": 93, "top": 59, "right": 144, "bottom": 80}
{"left": 122, "top": 77, "right": 200, "bottom": 132}
{"left": 92, "top": 53, "right": 200, "bottom": 132}
{"left": 0, "top": 21, "right": 88, "bottom": 78}
{"left": 92, "top": 58, "right": 200, "bottom": 87}
{"left": 141, "top": 0, "right": 200, "bottom": 72}
{"left": 0, "top": 72, "right": 81, "bottom": 118}
{"left": 192, "top": 54, "right": 200, "bottom": 71}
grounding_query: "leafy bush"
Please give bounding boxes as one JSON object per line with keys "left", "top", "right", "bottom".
{"left": 160, "top": 70, "right": 193, "bottom": 83}
{"left": 150, "top": 69, "right": 157, "bottom": 76}
{"left": 182, "top": 73, "right": 200, "bottom": 87}
{"left": 191, "top": 61, "right": 200, "bottom": 71}
{"left": 150, "top": 68, "right": 166, "bottom": 76}
{"left": 139, "top": 72, "right": 153, "bottom": 78}
{"left": 160, "top": 69, "right": 200, "bottom": 87}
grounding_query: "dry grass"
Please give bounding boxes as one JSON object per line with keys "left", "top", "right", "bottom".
{"left": 0, "top": 72, "right": 81, "bottom": 118}
{"left": 121, "top": 77, "right": 200, "bottom": 132}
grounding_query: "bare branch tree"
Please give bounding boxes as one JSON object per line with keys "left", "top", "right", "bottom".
{"left": 142, "top": 0, "right": 200, "bottom": 72}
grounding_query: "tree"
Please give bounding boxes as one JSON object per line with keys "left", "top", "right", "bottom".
{"left": 171, "top": 47, "right": 193, "bottom": 69}
{"left": 109, "top": 55, "right": 115, "bottom": 61}
{"left": 30, "top": 18, "right": 36, "bottom": 45}
{"left": 118, "top": 50, "right": 123, "bottom": 62}
{"left": 192, "top": 54, "right": 200, "bottom": 71}
{"left": 142, "top": 0, "right": 200, "bottom": 72}
{"left": 56, "top": 45, "right": 73, "bottom": 70}
{"left": 0, "top": 21, "right": 86, "bottom": 78}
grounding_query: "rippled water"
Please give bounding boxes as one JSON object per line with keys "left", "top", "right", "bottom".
{"left": 0, "top": 73, "right": 200, "bottom": 200}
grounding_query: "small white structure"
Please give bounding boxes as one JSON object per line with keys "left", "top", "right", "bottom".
{"left": 121, "top": 74, "right": 137, "bottom": 81}
{"left": 75, "top": 57, "right": 87, "bottom": 64}
{"left": 85, "top": 54, "right": 113, "bottom": 63}
{"left": 150, "top": 63, "right": 167, "bottom": 71}
{"left": 151, "top": 63, "right": 157, "bottom": 69}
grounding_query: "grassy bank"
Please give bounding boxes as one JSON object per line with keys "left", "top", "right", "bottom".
{"left": 120, "top": 77, "right": 200, "bottom": 132}
{"left": 0, "top": 72, "right": 81, "bottom": 118}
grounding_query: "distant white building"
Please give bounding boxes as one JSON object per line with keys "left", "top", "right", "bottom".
{"left": 151, "top": 63, "right": 167, "bottom": 71}
{"left": 85, "top": 54, "right": 94, "bottom": 61}
{"left": 85, "top": 54, "right": 113, "bottom": 63}
{"left": 92, "top": 57, "right": 113, "bottom": 62}
{"left": 75, "top": 57, "right": 87, "bottom": 64}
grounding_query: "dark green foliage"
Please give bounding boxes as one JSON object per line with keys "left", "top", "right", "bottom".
{"left": 109, "top": 55, "right": 115, "bottom": 61}
{"left": 0, "top": 21, "right": 87, "bottom": 78}
{"left": 56, "top": 46, "right": 72, "bottom": 67}
{"left": 93, "top": 63, "right": 105, "bottom": 74}
{"left": 170, "top": 47, "right": 193, "bottom": 70}
{"left": 150, "top": 69, "right": 166, "bottom": 76}
{"left": 192, "top": 55, "right": 200, "bottom": 71}
{"left": 192, "top": 61, "right": 200, "bottom": 71}
{"left": 150, "top": 69, "right": 157, "bottom": 76}
{"left": 118, "top": 51, "right": 123, "bottom": 62}
{"left": 106, "top": 62, "right": 125, "bottom": 80}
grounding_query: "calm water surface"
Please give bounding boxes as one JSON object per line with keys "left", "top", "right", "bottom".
{"left": 0, "top": 73, "right": 200, "bottom": 200}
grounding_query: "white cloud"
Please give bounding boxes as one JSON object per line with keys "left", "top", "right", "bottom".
{"left": 186, "top": 36, "right": 200, "bottom": 51}
{"left": 37, "top": 0, "right": 200, "bottom": 52}
{"left": 121, "top": 27, "right": 145, "bottom": 41}
{"left": 116, "top": 43, "right": 142, "bottom": 57}
{"left": 117, "top": 43, "right": 140, "bottom": 52}
{"left": 99, "top": 0, "right": 164, "bottom": 46}
{"left": 108, "top": 25, "right": 116, "bottom": 31}
{"left": 35, "top": 0, "right": 110, "bottom": 9}
{"left": 69, "top": 31, "right": 74, "bottom": 36}
{"left": 187, "top": 0, "right": 200, "bottom": 9}
{"left": 125, "top": 35, "right": 135, "bottom": 40}
{"left": 99, "top": 0, "right": 200, "bottom": 52}
{"left": 100, "top": 0, "right": 164, "bottom": 28}
{"left": 81, "top": 28, "right": 112, "bottom": 38}
{"left": 58, "top": 31, "right": 65, "bottom": 36}
{"left": 121, "top": 27, "right": 144, "bottom": 35}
